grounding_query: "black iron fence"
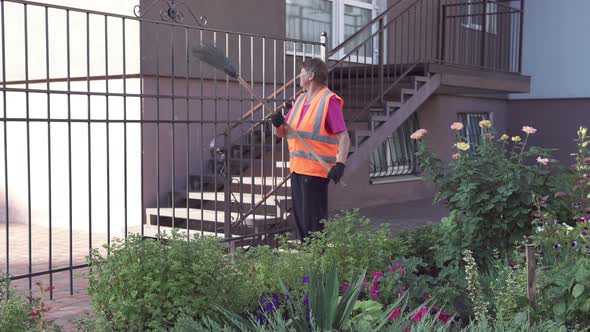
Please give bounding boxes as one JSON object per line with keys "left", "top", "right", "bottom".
{"left": 0, "top": 0, "right": 323, "bottom": 297}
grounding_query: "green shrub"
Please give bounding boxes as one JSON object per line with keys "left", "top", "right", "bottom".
{"left": 303, "top": 209, "right": 394, "bottom": 280}
{"left": 87, "top": 233, "right": 250, "bottom": 331}
{"left": 0, "top": 275, "right": 33, "bottom": 331}
{"left": 0, "top": 275, "right": 62, "bottom": 331}
{"left": 231, "top": 241, "right": 310, "bottom": 300}
{"left": 415, "top": 124, "right": 558, "bottom": 269}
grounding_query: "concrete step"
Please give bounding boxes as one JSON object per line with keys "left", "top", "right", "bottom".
{"left": 145, "top": 207, "right": 285, "bottom": 232}
{"left": 186, "top": 191, "right": 291, "bottom": 215}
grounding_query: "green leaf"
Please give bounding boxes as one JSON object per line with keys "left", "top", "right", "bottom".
{"left": 553, "top": 302, "right": 566, "bottom": 318}
{"left": 576, "top": 265, "right": 590, "bottom": 283}
{"left": 581, "top": 299, "right": 590, "bottom": 313}
{"left": 573, "top": 283, "right": 585, "bottom": 298}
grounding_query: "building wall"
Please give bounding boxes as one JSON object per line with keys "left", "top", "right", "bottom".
{"left": 512, "top": 0, "right": 590, "bottom": 99}
{"left": 329, "top": 94, "right": 510, "bottom": 211}
{"left": 508, "top": 99, "right": 590, "bottom": 164}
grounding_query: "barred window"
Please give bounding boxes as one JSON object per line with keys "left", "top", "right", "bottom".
{"left": 370, "top": 113, "right": 418, "bottom": 180}
{"left": 458, "top": 112, "right": 492, "bottom": 147}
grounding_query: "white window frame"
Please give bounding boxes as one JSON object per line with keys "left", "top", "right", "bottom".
{"left": 286, "top": 0, "right": 379, "bottom": 63}
{"left": 461, "top": 0, "right": 498, "bottom": 35}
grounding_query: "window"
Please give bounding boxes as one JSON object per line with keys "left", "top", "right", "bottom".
{"left": 462, "top": 0, "right": 497, "bottom": 34}
{"left": 370, "top": 113, "right": 419, "bottom": 180}
{"left": 286, "top": 0, "right": 377, "bottom": 57}
{"left": 458, "top": 112, "right": 492, "bottom": 147}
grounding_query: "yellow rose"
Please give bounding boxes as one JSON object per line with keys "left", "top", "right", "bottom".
{"left": 455, "top": 142, "right": 470, "bottom": 151}
{"left": 500, "top": 134, "right": 509, "bottom": 141}
{"left": 479, "top": 120, "right": 492, "bottom": 129}
{"left": 511, "top": 136, "right": 522, "bottom": 142}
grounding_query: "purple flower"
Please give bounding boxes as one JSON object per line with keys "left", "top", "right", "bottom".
{"left": 582, "top": 231, "right": 589, "bottom": 237}
{"left": 302, "top": 275, "right": 310, "bottom": 284}
{"left": 553, "top": 243, "right": 561, "bottom": 249}
{"left": 271, "top": 293, "right": 280, "bottom": 307}
{"left": 572, "top": 241, "right": 578, "bottom": 247}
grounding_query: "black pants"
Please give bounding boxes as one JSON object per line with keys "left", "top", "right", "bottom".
{"left": 290, "top": 172, "right": 330, "bottom": 240}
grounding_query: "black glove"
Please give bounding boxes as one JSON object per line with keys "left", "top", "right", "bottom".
{"left": 270, "top": 112, "right": 286, "bottom": 128}
{"left": 328, "top": 162, "right": 345, "bottom": 184}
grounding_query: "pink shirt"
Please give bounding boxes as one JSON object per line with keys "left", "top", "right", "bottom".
{"left": 286, "top": 95, "right": 347, "bottom": 135}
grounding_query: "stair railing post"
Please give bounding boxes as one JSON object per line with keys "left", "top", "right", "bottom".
{"left": 480, "top": 0, "right": 488, "bottom": 67}
{"left": 320, "top": 31, "right": 327, "bottom": 61}
{"left": 440, "top": 5, "right": 446, "bottom": 64}
{"left": 378, "top": 16, "right": 384, "bottom": 102}
{"left": 518, "top": 0, "right": 524, "bottom": 73}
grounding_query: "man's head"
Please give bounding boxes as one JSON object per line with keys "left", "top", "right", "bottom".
{"left": 299, "top": 58, "right": 328, "bottom": 90}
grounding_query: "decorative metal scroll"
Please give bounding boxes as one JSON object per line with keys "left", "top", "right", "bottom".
{"left": 134, "top": 0, "right": 208, "bottom": 26}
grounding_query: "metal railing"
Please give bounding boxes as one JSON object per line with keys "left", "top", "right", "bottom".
{"left": 441, "top": 0, "right": 524, "bottom": 73}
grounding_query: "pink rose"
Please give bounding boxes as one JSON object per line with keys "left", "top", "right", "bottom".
{"left": 410, "top": 129, "right": 428, "bottom": 140}
{"left": 522, "top": 126, "right": 537, "bottom": 135}
{"left": 452, "top": 153, "right": 461, "bottom": 160}
{"left": 450, "top": 122, "right": 464, "bottom": 131}
{"left": 536, "top": 156, "right": 549, "bottom": 165}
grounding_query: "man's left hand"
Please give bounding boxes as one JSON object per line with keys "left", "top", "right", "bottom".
{"left": 328, "top": 162, "right": 345, "bottom": 184}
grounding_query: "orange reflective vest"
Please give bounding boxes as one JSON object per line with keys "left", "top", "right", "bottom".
{"left": 286, "top": 87, "right": 343, "bottom": 178}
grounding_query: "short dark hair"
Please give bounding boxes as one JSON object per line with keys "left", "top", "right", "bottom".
{"left": 300, "top": 58, "right": 328, "bottom": 85}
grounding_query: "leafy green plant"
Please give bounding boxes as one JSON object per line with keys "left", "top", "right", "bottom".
{"left": 0, "top": 274, "right": 62, "bottom": 331}
{"left": 87, "top": 232, "right": 251, "bottom": 331}
{"left": 414, "top": 124, "right": 558, "bottom": 269}
{"left": 486, "top": 251, "right": 529, "bottom": 322}
{"left": 463, "top": 249, "right": 489, "bottom": 321}
{"left": 303, "top": 209, "right": 394, "bottom": 280}
{"left": 231, "top": 240, "right": 310, "bottom": 300}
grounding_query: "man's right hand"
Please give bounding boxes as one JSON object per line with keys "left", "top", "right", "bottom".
{"left": 270, "top": 112, "right": 286, "bottom": 128}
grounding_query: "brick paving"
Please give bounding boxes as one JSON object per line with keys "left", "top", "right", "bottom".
{"left": 1, "top": 223, "right": 108, "bottom": 330}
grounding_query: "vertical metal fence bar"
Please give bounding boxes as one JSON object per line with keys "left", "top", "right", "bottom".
{"left": 225, "top": 33, "right": 231, "bottom": 242}
{"left": 24, "top": 3, "right": 33, "bottom": 293}
{"left": 238, "top": 33, "right": 244, "bottom": 234}
{"left": 184, "top": 26, "right": 189, "bottom": 240}
{"left": 156, "top": 29, "right": 161, "bottom": 235}
{"left": 44, "top": 6, "right": 53, "bottom": 300}
{"left": 122, "top": 18, "right": 128, "bottom": 237}
{"left": 66, "top": 8, "right": 74, "bottom": 295}
{"left": 213, "top": 31, "right": 219, "bottom": 237}
{"left": 198, "top": 29, "right": 203, "bottom": 237}
{"left": 86, "top": 12, "right": 93, "bottom": 256}
{"left": 262, "top": 37, "right": 267, "bottom": 244}
{"left": 170, "top": 25, "right": 176, "bottom": 229}
{"left": 139, "top": 18, "right": 144, "bottom": 238}
{"left": 104, "top": 15, "right": 111, "bottom": 251}
{"left": 1, "top": 0, "right": 9, "bottom": 292}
